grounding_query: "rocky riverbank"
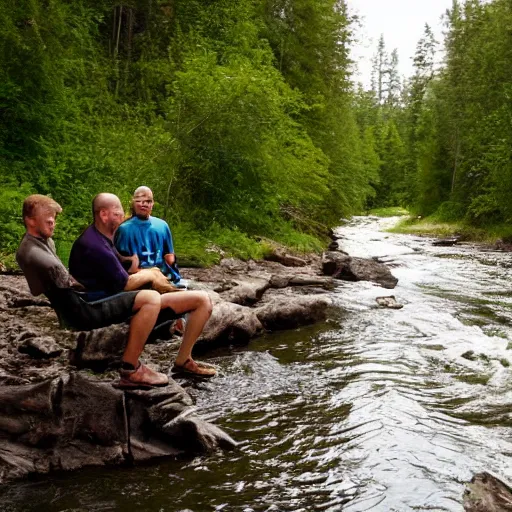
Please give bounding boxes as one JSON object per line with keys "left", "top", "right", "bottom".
{"left": 0, "top": 244, "right": 398, "bottom": 484}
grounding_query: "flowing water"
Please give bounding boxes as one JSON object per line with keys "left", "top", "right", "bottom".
{"left": 2, "top": 216, "right": 512, "bottom": 511}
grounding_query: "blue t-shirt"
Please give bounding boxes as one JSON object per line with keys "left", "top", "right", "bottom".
{"left": 69, "top": 225, "right": 129, "bottom": 295}
{"left": 114, "top": 216, "right": 181, "bottom": 282}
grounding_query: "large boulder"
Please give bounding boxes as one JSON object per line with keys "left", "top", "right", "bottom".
{"left": 0, "top": 372, "right": 235, "bottom": 483}
{"left": 322, "top": 251, "right": 398, "bottom": 289}
{"left": 219, "top": 277, "right": 270, "bottom": 305}
{"left": 255, "top": 294, "right": 331, "bottom": 330}
{"left": 70, "top": 323, "right": 129, "bottom": 371}
{"left": 199, "top": 301, "right": 263, "bottom": 347}
{"left": 463, "top": 472, "right": 512, "bottom": 511}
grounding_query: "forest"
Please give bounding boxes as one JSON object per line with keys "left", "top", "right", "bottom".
{"left": 1, "top": 0, "right": 511, "bottom": 267}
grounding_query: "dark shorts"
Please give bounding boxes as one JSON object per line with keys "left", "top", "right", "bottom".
{"left": 47, "top": 288, "right": 180, "bottom": 331}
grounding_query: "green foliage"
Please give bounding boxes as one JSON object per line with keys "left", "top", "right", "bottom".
{"left": 360, "top": 0, "right": 512, "bottom": 235}
{"left": 368, "top": 207, "right": 409, "bottom": 218}
{"left": 431, "top": 202, "right": 466, "bottom": 222}
{"left": 0, "top": 0, "right": 379, "bottom": 267}
{"left": 0, "top": 184, "right": 33, "bottom": 254}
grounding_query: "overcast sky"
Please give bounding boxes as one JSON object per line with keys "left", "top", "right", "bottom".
{"left": 348, "top": 0, "right": 454, "bottom": 86}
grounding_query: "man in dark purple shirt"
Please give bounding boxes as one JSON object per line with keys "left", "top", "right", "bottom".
{"left": 70, "top": 223, "right": 129, "bottom": 296}
{"left": 69, "top": 193, "right": 217, "bottom": 380}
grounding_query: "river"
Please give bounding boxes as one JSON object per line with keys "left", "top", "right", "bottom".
{"left": 2, "top": 215, "right": 512, "bottom": 511}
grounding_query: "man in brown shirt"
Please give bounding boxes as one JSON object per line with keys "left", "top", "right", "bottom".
{"left": 16, "top": 194, "right": 216, "bottom": 387}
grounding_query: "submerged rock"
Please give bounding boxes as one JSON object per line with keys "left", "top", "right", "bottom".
{"left": 375, "top": 296, "right": 403, "bottom": 309}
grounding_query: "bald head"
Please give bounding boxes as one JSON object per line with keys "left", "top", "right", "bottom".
{"left": 131, "top": 186, "right": 154, "bottom": 219}
{"left": 133, "top": 186, "right": 152, "bottom": 198}
{"left": 92, "top": 193, "right": 122, "bottom": 219}
{"left": 92, "top": 193, "right": 125, "bottom": 238}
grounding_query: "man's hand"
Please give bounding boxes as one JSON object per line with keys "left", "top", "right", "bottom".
{"left": 164, "top": 253, "right": 176, "bottom": 266}
{"left": 124, "top": 267, "right": 179, "bottom": 293}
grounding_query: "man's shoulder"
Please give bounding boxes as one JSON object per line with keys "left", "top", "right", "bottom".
{"left": 117, "top": 216, "right": 141, "bottom": 234}
{"left": 17, "top": 234, "right": 59, "bottom": 268}
{"left": 118, "top": 217, "right": 136, "bottom": 229}
{"left": 149, "top": 216, "right": 169, "bottom": 229}
{"left": 72, "top": 225, "right": 108, "bottom": 257}
{"left": 17, "top": 234, "right": 50, "bottom": 258}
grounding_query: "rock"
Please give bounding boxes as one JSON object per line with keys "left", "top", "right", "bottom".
{"left": 255, "top": 295, "right": 330, "bottom": 330}
{"left": 0, "top": 373, "right": 235, "bottom": 483}
{"left": 70, "top": 323, "right": 130, "bottom": 371}
{"left": 199, "top": 301, "right": 263, "bottom": 346}
{"left": 288, "top": 275, "right": 335, "bottom": 289}
{"left": 463, "top": 472, "right": 512, "bottom": 511}
{"left": 347, "top": 258, "right": 399, "bottom": 289}
{"left": 265, "top": 248, "right": 308, "bottom": 267}
{"left": 321, "top": 251, "right": 351, "bottom": 276}
{"left": 219, "top": 258, "right": 248, "bottom": 272}
{"left": 18, "top": 336, "right": 63, "bottom": 358}
{"left": 328, "top": 240, "right": 339, "bottom": 251}
{"left": 269, "top": 274, "right": 292, "bottom": 288}
{"left": 322, "top": 252, "right": 398, "bottom": 289}
{"left": 376, "top": 296, "right": 403, "bottom": 309}
{"left": 220, "top": 277, "right": 270, "bottom": 305}
{"left": 433, "top": 237, "right": 460, "bottom": 246}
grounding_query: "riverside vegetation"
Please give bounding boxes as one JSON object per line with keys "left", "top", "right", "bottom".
{"left": 0, "top": 0, "right": 375, "bottom": 268}
{"left": 2, "top": 0, "right": 512, "bottom": 267}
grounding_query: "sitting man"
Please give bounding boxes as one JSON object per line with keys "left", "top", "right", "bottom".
{"left": 114, "top": 186, "right": 183, "bottom": 286}
{"left": 17, "top": 194, "right": 215, "bottom": 388}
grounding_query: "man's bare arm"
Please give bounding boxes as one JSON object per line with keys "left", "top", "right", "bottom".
{"left": 118, "top": 253, "right": 140, "bottom": 274}
{"left": 124, "top": 268, "right": 158, "bottom": 291}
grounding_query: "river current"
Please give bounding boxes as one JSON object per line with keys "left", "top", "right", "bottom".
{"left": 2, "top": 216, "right": 512, "bottom": 511}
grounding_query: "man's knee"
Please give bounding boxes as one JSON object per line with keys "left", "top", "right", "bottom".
{"left": 134, "top": 289, "right": 161, "bottom": 310}
{"left": 202, "top": 292, "right": 213, "bottom": 316}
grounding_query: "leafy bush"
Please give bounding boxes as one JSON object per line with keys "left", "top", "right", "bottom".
{"left": 0, "top": 184, "right": 33, "bottom": 254}
{"left": 431, "top": 202, "right": 466, "bottom": 222}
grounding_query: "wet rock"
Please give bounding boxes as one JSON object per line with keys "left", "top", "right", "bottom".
{"left": 0, "top": 373, "right": 235, "bottom": 483}
{"left": 255, "top": 295, "right": 330, "bottom": 330}
{"left": 18, "top": 336, "right": 62, "bottom": 358}
{"left": 322, "top": 251, "right": 351, "bottom": 276}
{"left": 376, "top": 296, "right": 403, "bottom": 309}
{"left": 349, "top": 258, "right": 398, "bottom": 289}
{"left": 461, "top": 350, "right": 477, "bottom": 361}
{"left": 322, "top": 252, "right": 398, "bottom": 289}
{"left": 200, "top": 301, "right": 263, "bottom": 346}
{"left": 433, "top": 237, "right": 460, "bottom": 246}
{"left": 463, "top": 472, "right": 512, "bottom": 511}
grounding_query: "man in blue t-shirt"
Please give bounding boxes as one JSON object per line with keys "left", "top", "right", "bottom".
{"left": 114, "top": 186, "right": 182, "bottom": 285}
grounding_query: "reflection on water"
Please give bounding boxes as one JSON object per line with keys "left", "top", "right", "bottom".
{"left": 2, "top": 216, "right": 512, "bottom": 511}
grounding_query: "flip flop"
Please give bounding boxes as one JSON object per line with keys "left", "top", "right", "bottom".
{"left": 171, "top": 358, "right": 217, "bottom": 378}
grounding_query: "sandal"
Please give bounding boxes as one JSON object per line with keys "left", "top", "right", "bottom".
{"left": 114, "top": 362, "right": 169, "bottom": 389}
{"left": 171, "top": 358, "right": 217, "bottom": 378}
